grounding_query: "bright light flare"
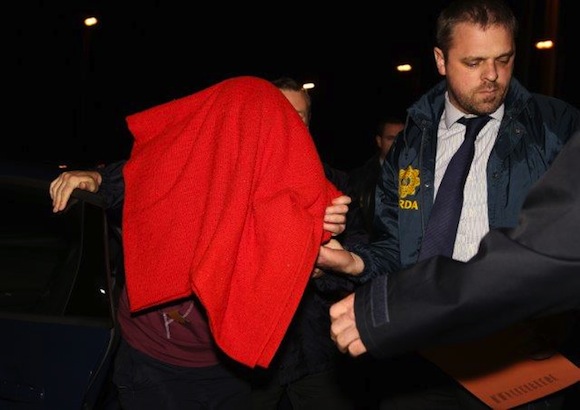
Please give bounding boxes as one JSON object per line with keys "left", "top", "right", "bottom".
{"left": 84, "top": 17, "right": 98, "bottom": 27}
{"left": 535, "top": 40, "right": 554, "bottom": 50}
{"left": 396, "top": 64, "right": 412, "bottom": 72}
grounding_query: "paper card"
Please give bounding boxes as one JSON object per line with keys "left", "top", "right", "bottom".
{"left": 421, "top": 323, "right": 580, "bottom": 409}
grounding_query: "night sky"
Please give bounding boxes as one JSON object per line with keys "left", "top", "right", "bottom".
{"left": 7, "top": 1, "right": 579, "bottom": 171}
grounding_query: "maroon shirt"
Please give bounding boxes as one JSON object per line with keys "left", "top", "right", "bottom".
{"left": 117, "top": 287, "right": 220, "bottom": 367}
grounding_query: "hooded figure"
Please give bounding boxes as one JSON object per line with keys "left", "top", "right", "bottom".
{"left": 122, "top": 76, "right": 341, "bottom": 368}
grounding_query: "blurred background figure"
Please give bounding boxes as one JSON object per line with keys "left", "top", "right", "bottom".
{"left": 374, "top": 116, "right": 405, "bottom": 164}
{"left": 348, "top": 116, "right": 404, "bottom": 240}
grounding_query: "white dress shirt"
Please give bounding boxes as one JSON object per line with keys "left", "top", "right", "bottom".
{"left": 434, "top": 94, "right": 504, "bottom": 261}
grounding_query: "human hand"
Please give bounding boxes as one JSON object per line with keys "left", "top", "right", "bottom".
{"left": 316, "top": 239, "right": 364, "bottom": 276}
{"left": 313, "top": 239, "right": 349, "bottom": 278}
{"left": 323, "top": 195, "right": 351, "bottom": 236}
{"left": 330, "top": 293, "right": 368, "bottom": 356}
{"left": 49, "top": 170, "right": 102, "bottom": 213}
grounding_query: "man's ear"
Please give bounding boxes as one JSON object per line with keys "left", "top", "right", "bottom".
{"left": 434, "top": 47, "right": 446, "bottom": 76}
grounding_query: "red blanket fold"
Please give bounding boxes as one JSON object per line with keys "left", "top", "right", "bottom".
{"left": 122, "top": 76, "right": 341, "bottom": 367}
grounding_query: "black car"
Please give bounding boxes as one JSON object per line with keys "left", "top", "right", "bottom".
{"left": 0, "top": 162, "right": 123, "bottom": 409}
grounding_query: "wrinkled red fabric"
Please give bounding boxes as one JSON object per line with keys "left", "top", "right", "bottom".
{"left": 122, "top": 76, "right": 341, "bottom": 368}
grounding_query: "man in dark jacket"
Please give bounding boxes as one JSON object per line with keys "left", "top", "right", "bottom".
{"left": 316, "top": 0, "right": 580, "bottom": 408}
{"left": 330, "top": 128, "right": 580, "bottom": 359}
{"left": 330, "top": 129, "right": 580, "bottom": 408}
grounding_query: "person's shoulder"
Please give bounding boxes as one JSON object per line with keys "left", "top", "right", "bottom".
{"left": 511, "top": 76, "right": 576, "bottom": 113}
{"left": 508, "top": 79, "right": 580, "bottom": 122}
{"left": 530, "top": 91, "right": 572, "bottom": 105}
{"left": 529, "top": 93, "right": 580, "bottom": 121}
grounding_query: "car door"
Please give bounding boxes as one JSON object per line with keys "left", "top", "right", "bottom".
{"left": 0, "top": 175, "right": 119, "bottom": 410}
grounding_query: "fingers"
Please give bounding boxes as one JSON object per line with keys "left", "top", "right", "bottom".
{"left": 329, "top": 293, "right": 353, "bottom": 321}
{"left": 50, "top": 174, "right": 72, "bottom": 213}
{"left": 49, "top": 171, "right": 101, "bottom": 213}
{"left": 323, "top": 220, "right": 345, "bottom": 236}
{"left": 324, "top": 204, "right": 349, "bottom": 222}
{"left": 329, "top": 294, "right": 355, "bottom": 348}
{"left": 329, "top": 293, "right": 367, "bottom": 356}
{"left": 324, "top": 211, "right": 347, "bottom": 230}
{"left": 316, "top": 243, "right": 347, "bottom": 272}
{"left": 331, "top": 316, "right": 364, "bottom": 355}
{"left": 332, "top": 194, "right": 352, "bottom": 206}
{"left": 317, "top": 244, "right": 364, "bottom": 276}
{"left": 326, "top": 195, "right": 351, "bottom": 222}
{"left": 324, "top": 199, "right": 349, "bottom": 236}
{"left": 323, "top": 238, "right": 344, "bottom": 250}
{"left": 345, "top": 339, "right": 368, "bottom": 357}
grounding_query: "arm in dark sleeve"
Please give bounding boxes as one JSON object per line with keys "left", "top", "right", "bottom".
{"left": 316, "top": 163, "right": 371, "bottom": 294}
{"left": 97, "top": 160, "right": 126, "bottom": 209}
{"left": 355, "top": 131, "right": 580, "bottom": 359}
{"left": 345, "top": 149, "right": 402, "bottom": 284}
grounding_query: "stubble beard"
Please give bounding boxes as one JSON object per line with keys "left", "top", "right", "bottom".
{"left": 450, "top": 81, "right": 508, "bottom": 116}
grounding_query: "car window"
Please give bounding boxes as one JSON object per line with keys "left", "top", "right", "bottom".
{"left": 1, "top": 178, "right": 113, "bottom": 321}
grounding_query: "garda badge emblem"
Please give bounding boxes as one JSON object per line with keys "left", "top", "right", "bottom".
{"left": 399, "top": 165, "right": 420, "bottom": 210}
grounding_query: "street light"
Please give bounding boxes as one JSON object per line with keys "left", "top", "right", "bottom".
{"left": 84, "top": 17, "right": 98, "bottom": 27}
{"left": 396, "top": 64, "right": 413, "bottom": 72}
{"left": 535, "top": 40, "right": 554, "bottom": 50}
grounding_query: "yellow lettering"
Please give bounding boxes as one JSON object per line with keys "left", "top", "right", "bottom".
{"left": 399, "top": 200, "right": 419, "bottom": 210}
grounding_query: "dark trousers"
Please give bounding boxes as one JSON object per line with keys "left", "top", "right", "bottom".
{"left": 112, "top": 339, "right": 251, "bottom": 410}
{"left": 251, "top": 369, "right": 359, "bottom": 410}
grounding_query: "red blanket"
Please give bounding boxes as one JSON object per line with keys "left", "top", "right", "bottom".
{"left": 122, "top": 76, "right": 340, "bottom": 367}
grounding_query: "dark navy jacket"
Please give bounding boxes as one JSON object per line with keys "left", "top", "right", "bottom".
{"left": 346, "top": 78, "right": 580, "bottom": 406}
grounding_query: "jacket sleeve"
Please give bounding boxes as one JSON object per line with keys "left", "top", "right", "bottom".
{"left": 97, "top": 160, "right": 126, "bottom": 210}
{"left": 346, "top": 145, "right": 403, "bottom": 284}
{"left": 355, "top": 131, "right": 580, "bottom": 359}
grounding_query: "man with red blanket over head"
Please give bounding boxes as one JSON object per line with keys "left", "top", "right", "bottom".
{"left": 49, "top": 76, "right": 347, "bottom": 409}
{"left": 121, "top": 75, "right": 342, "bottom": 368}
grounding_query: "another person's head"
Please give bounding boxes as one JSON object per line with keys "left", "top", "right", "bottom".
{"left": 271, "top": 77, "right": 311, "bottom": 127}
{"left": 434, "top": 0, "right": 518, "bottom": 116}
{"left": 375, "top": 116, "right": 404, "bottom": 161}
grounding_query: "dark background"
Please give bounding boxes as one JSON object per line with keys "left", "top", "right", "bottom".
{"left": 6, "top": 0, "right": 578, "bottom": 171}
